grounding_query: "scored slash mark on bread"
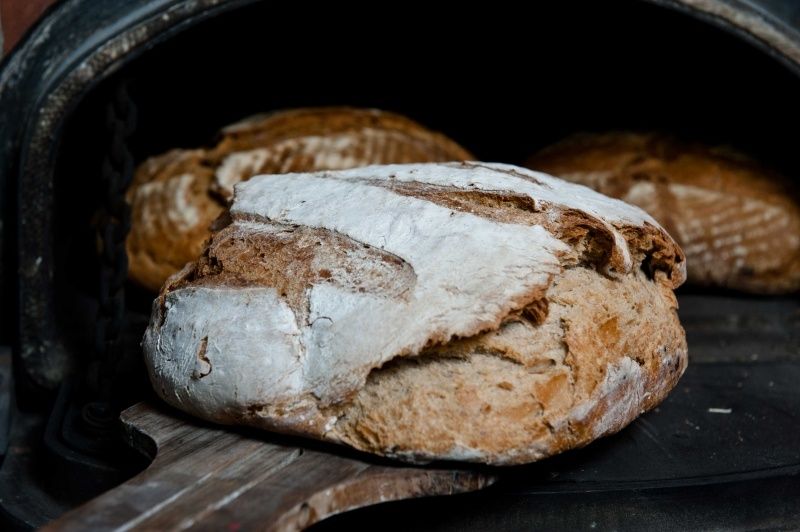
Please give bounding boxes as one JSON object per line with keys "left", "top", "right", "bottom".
{"left": 144, "top": 162, "right": 687, "bottom": 465}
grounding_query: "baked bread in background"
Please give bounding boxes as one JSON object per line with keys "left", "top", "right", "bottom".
{"left": 528, "top": 132, "right": 800, "bottom": 294}
{"left": 125, "top": 107, "right": 473, "bottom": 292}
{"left": 143, "top": 162, "right": 687, "bottom": 465}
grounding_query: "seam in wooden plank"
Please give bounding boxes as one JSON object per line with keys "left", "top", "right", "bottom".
{"left": 112, "top": 472, "right": 215, "bottom": 532}
{"left": 172, "top": 449, "right": 303, "bottom": 531}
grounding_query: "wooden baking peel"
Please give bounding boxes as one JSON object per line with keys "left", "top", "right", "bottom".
{"left": 43, "top": 402, "right": 494, "bottom": 531}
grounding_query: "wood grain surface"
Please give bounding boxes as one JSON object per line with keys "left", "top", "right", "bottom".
{"left": 42, "top": 402, "right": 494, "bottom": 531}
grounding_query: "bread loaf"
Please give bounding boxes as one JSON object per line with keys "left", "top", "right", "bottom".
{"left": 126, "top": 108, "right": 473, "bottom": 291}
{"left": 528, "top": 132, "right": 800, "bottom": 293}
{"left": 143, "top": 162, "right": 687, "bottom": 465}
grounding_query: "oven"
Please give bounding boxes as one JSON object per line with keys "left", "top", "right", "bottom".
{"left": 0, "top": 0, "right": 798, "bottom": 529}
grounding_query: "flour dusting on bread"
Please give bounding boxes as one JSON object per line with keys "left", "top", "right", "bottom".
{"left": 144, "top": 162, "right": 687, "bottom": 465}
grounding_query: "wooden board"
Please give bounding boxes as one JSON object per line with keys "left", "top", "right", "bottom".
{"left": 42, "top": 402, "right": 494, "bottom": 531}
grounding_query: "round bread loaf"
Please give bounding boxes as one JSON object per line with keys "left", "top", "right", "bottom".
{"left": 125, "top": 108, "right": 473, "bottom": 292}
{"left": 143, "top": 162, "right": 687, "bottom": 465}
{"left": 528, "top": 132, "right": 800, "bottom": 294}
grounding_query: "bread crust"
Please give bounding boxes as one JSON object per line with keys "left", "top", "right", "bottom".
{"left": 143, "top": 162, "right": 687, "bottom": 465}
{"left": 528, "top": 132, "right": 800, "bottom": 293}
{"left": 126, "top": 108, "right": 473, "bottom": 291}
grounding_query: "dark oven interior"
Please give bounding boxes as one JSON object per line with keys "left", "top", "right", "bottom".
{"left": 5, "top": 0, "right": 800, "bottom": 529}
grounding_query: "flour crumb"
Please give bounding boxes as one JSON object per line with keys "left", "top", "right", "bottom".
{"left": 707, "top": 407, "right": 732, "bottom": 414}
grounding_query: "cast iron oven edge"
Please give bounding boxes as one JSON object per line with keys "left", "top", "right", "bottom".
{"left": 648, "top": 0, "right": 800, "bottom": 75}
{"left": 0, "top": 0, "right": 256, "bottom": 389}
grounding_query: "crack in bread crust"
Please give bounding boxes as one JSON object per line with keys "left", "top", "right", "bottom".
{"left": 324, "top": 267, "right": 685, "bottom": 465}
{"left": 374, "top": 180, "right": 682, "bottom": 280}
{"left": 169, "top": 221, "right": 417, "bottom": 324}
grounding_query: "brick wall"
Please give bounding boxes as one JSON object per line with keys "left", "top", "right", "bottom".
{"left": 0, "top": 0, "right": 57, "bottom": 59}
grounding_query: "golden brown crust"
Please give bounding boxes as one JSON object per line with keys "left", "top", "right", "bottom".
{"left": 125, "top": 150, "right": 224, "bottom": 292}
{"left": 126, "top": 108, "right": 473, "bottom": 292}
{"left": 211, "top": 107, "right": 471, "bottom": 164}
{"left": 528, "top": 132, "right": 800, "bottom": 293}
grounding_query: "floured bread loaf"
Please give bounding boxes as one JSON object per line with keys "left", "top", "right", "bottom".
{"left": 528, "top": 132, "right": 800, "bottom": 293}
{"left": 143, "top": 162, "right": 687, "bottom": 465}
{"left": 126, "top": 108, "right": 473, "bottom": 291}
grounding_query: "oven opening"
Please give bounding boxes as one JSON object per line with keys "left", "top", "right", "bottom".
{"left": 55, "top": 0, "right": 800, "bottom": 360}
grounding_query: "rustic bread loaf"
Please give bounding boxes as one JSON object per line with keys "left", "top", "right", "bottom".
{"left": 528, "top": 132, "right": 800, "bottom": 293}
{"left": 126, "top": 108, "right": 473, "bottom": 292}
{"left": 143, "top": 162, "right": 687, "bottom": 465}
